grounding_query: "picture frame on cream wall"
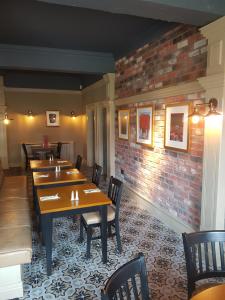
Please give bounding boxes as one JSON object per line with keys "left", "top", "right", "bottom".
{"left": 136, "top": 105, "right": 153, "bottom": 147}
{"left": 164, "top": 102, "right": 190, "bottom": 152}
{"left": 46, "top": 111, "right": 60, "bottom": 127}
{"left": 118, "top": 109, "right": 129, "bottom": 140}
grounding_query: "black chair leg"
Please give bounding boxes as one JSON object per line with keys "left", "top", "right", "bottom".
{"left": 108, "top": 224, "right": 112, "bottom": 237}
{"left": 86, "top": 226, "right": 92, "bottom": 258}
{"left": 79, "top": 217, "right": 84, "bottom": 243}
{"left": 115, "top": 221, "right": 122, "bottom": 253}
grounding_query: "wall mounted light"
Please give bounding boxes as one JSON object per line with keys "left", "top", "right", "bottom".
{"left": 27, "top": 109, "right": 34, "bottom": 118}
{"left": 71, "top": 111, "right": 76, "bottom": 119}
{"left": 3, "top": 113, "right": 13, "bottom": 125}
{"left": 189, "top": 98, "right": 222, "bottom": 124}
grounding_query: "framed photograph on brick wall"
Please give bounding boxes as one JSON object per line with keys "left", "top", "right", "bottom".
{"left": 118, "top": 109, "right": 129, "bottom": 140}
{"left": 164, "top": 103, "right": 190, "bottom": 152}
{"left": 136, "top": 106, "right": 153, "bottom": 147}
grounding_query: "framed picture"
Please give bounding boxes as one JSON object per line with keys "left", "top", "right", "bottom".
{"left": 46, "top": 111, "right": 60, "bottom": 127}
{"left": 164, "top": 103, "right": 190, "bottom": 152}
{"left": 118, "top": 109, "right": 129, "bottom": 140}
{"left": 136, "top": 106, "right": 153, "bottom": 147}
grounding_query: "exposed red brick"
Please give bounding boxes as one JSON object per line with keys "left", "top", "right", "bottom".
{"left": 115, "top": 24, "right": 207, "bottom": 230}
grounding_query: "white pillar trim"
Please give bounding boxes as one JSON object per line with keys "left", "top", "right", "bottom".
{"left": 0, "top": 76, "right": 8, "bottom": 169}
{"left": 85, "top": 73, "right": 115, "bottom": 177}
{"left": 198, "top": 16, "right": 225, "bottom": 230}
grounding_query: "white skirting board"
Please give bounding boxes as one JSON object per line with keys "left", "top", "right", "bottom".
{"left": 0, "top": 265, "right": 23, "bottom": 299}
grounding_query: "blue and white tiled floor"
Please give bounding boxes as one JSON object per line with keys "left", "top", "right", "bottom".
{"left": 21, "top": 168, "right": 187, "bottom": 299}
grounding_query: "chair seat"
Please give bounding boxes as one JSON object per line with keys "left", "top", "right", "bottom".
{"left": 193, "top": 282, "right": 225, "bottom": 297}
{"left": 82, "top": 205, "right": 115, "bottom": 225}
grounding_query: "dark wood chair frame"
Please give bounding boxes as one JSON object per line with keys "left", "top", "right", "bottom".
{"left": 75, "top": 154, "right": 82, "bottom": 171}
{"left": 182, "top": 230, "right": 225, "bottom": 299}
{"left": 22, "top": 143, "right": 36, "bottom": 170}
{"left": 101, "top": 252, "right": 150, "bottom": 300}
{"left": 92, "top": 163, "right": 102, "bottom": 187}
{"left": 55, "top": 142, "right": 62, "bottom": 159}
{"left": 79, "top": 176, "right": 123, "bottom": 258}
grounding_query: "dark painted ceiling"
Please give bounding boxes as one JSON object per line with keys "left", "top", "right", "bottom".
{"left": 38, "top": 0, "right": 225, "bottom": 26}
{"left": 0, "top": 0, "right": 175, "bottom": 58}
{"left": 0, "top": 0, "right": 224, "bottom": 90}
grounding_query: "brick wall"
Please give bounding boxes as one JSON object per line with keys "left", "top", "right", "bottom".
{"left": 115, "top": 25, "right": 207, "bottom": 230}
{"left": 116, "top": 24, "right": 207, "bottom": 99}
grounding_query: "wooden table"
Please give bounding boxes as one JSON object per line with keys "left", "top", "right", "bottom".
{"left": 33, "top": 168, "right": 87, "bottom": 187}
{"left": 191, "top": 284, "right": 225, "bottom": 300}
{"left": 37, "top": 183, "right": 112, "bottom": 275}
{"left": 30, "top": 159, "right": 73, "bottom": 171}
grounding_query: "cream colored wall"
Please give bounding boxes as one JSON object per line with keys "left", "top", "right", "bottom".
{"left": 5, "top": 89, "right": 86, "bottom": 167}
{"left": 82, "top": 80, "right": 107, "bottom": 105}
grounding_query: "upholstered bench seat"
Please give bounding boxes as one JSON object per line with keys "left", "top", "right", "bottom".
{"left": 0, "top": 198, "right": 30, "bottom": 212}
{"left": 0, "top": 227, "right": 32, "bottom": 268}
{"left": 0, "top": 160, "right": 32, "bottom": 299}
{"left": 0, "top": 211, "right": 31, "bottom": 229}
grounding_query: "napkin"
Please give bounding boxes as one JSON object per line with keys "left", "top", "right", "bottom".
{"left": 83, "top": 188, "right": 101, "bottom": 194}
{"left": 66, "top": 170, "right": 79, "bottom": 174}
{"left": 57, "top": 160, "right": 67, "bottom": 163}
{"left": 35, "top": 174, "right": 49, "bottom": 178}
{"left": 40, "top": 194, "right": 60, "bottom": 201}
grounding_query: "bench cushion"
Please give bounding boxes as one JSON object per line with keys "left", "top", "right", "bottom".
{"left": 0, "top": 227, "right": 32, "bottom": 267}
{"left": 0, "top": 161, "right": 32, "bottom": 269}
{"left": 0, "top": 176, "right": 28, "bottom": 198}
{"left": 0, "top": 211, "right": 31, "bottom": 229}
{"left": 0, "top": 198, "right": 30, "bottom": 212}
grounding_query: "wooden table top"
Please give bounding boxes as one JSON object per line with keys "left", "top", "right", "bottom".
{"left": 30, "top": 159, "right": 73, "bottom": 170}
{"left": 191, "top": 284, "right": 225, "bottom": 300}
{"left": 37, "top": 183, "right": 112, "bottom": 214}
{"left": 33, "top": 168, "right": 87, "bottom": 186}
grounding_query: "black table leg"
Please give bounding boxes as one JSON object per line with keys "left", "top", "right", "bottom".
{"left": 41, "top": 214, "right": 53, "bottom": 275}
{"left": 100, "top": 205, "right": 107, "bottom": 263}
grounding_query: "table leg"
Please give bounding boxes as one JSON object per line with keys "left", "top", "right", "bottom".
{"left": 41, "top": 214, "right": 53, "bottom": 275}
{"left": 100, "top": 205, "right": 107, "bottom": 263}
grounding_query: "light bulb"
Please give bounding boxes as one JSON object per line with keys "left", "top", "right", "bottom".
{"left": 192, "top": 115, "right": 200, "bottom": 124}
{"left": 3, "top": 118, "right": 9, "bottom": 125}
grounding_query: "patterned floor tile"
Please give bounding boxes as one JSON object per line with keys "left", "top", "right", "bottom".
{"left": 17, "top": 167, "right": 188, "bottom": 299}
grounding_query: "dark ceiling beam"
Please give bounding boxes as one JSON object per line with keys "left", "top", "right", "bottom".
{"left": 0, "top": 44, "right": 114, "bottom": 74}
{"left": 37, "top": 0, "right": 224, "bottom": 26}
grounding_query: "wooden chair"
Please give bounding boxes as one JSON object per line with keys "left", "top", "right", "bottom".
{"left": 182, "top": 230, "right": 225, "bottom": 299}
{"left": 55, "top": 142, "right": 62, "bottom": 159}
{"left": 22, "top": 143, "right": 36, "bottom": 170}
{"left": 80, "top": 176, "right": 123, "bottom": 258}
{"left": 75, "top": 154, "right": 82, "bottom": 171}
{"left": 101, "top": 252, "right": 150, "bottom": 300}
{"left": 92, "top": 163, "right": 102, "bottom": 187}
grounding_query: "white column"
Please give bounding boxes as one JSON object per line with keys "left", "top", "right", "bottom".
{"left": 198, "top": 17, "right": 225, "bottom": 230}
{"left": 0, "top": 77, "right": 8, "bottom": 169}
{"left": 86, "top": 105, "right": 95, "bottom": 167}
{"left": 104, "top": 73, "right": 115, "bottom": 177}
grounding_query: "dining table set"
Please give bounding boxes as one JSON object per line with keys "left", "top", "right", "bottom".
{"left": 30, "top": 158, "right": 112, "bottom": 276}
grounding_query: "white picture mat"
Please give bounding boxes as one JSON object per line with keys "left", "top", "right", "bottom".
{"left": 136, "top": 107, "right": 153, "bottom": 145}
{"left": 118, "top": 110, "right": 129, "bottom": 139}
{"left": 165, "top": 105, "right": 189, "bottom": 150}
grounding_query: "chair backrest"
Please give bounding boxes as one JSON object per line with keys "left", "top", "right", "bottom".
{"left": 92, "top": 163, "right": 102, "bottom": 187}
{"left": 56, "top": 142, "right": 62, "bottom": 159}
{"left": 182, "top": 230, "right": 225, "bottom": 298}
{"left": 22, "top": 143, "right": 28, "bottom": 158}
{"left": 108, "top": 176, "right": 123, "bottom": 219}
{"left": 75, "top": 154, "right": 82, "bottom": 171}
{"left": 101, "top": 252, "right": 150, "bottom": 300}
